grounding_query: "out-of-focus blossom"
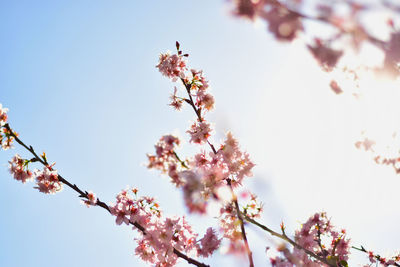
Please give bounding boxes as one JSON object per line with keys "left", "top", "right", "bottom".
{"left": 382, "top": 31, "right": 400, "bottom": 78}
{"left": 232, "top": 0, "right": 267, "bottom": 20}
{"left": 196, "top": 227, "right": 221, "bottom": 257}
{"left": 308, "top": 40, "right": 343, "bottom": 72}
{"left": 329, "top": 80, "right": 343, "bottom": 94}
{"left": 263, "top": 6, "right": 303, "bottom": 42}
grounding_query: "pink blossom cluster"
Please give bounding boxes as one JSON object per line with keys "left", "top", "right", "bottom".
{"left": 82, "top": 191, "right": 97, "bottom": 207}
{"left": 187, "top": 69, "right": 215, "bottom": 112}
{"left": 109, "top": 188, "right": 220, "bottom": 266}
{"left": 153, "top": 47, "right": 255, "bottom": 216}
{"left": 270, "top": 212, "right": 350, "bottom": 266}
{"left": 219, "top": 203, "right": 245, "bottom": 254}
{"left": 230, "top": 0, "right": 400, "bottom": 81}
{"left": 8, "top": 154, "right": 63, "bottom": 194}
{"left": 34, "top": 166, "right": 63, "bottom": 194}
{"left": 147, "top": 135, "right": 184, "bottom": 186}
{"left": 240, "top": 191, "right": 263, "bottom": 219}
{"left": 217, "top": 132, "right": 255, "bottom": 186}
{"left": 8, "top": 154, "right": 33, "bottom": 183}
{"left": 0, "top": 103, "right": 8, "bottom": 127}
{"left": 148, "top": 131, "right": 254, "bottom": 214}
{"left": 187, "top": 121, "right": 212, "bottom": 144}
{"left": 0, "top": 104, "right": 15, "bottom": 150}
{"left": 156, "top": 52, "right": 187, "bottom": 81}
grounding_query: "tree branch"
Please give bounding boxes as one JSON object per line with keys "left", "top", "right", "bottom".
{"left": 3, "top": 123, "right": 210, "bottom": 267}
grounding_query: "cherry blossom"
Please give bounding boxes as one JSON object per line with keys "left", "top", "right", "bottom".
{"left": 219, "top": 204, "right": 245, "bottom": 254}
{"left": 34, "top": 166, "right": 63, "bottom": 194}
{"left": 0, "top": 103, "right": 8, "bottom": 126}
{"left": 110, "top": 187, "right": 220, "bottom": 266}
{"left": 8, "top": 154, "right": 33, "bottom": 183}
{"left": 262, "top": 5, "right": 303, "bottom": 42}
{"left": 217, "top": 132, "right": 255, "bottom": 186}
{"left": 156, "top": 52, "right": 187, "bottom": 81}
{"left": 270, "top": 212, "right": 350, "bottom": 266}
{"left": 82, "top": 191, "right": 97, "bottom": 207}
{"left": 187, "top": 121, "right": 212, "bottom": 144}
{"left": 197, "top": 227, "right": 221, "bottom": 257}
{"left": 307, "top": 40, "right": 343, "bottom": 72}
{"left": 230, "top": 0, "right": 400, "bottom": 79}
{"left": 147, "top": 135, "right": 184, "bottom": 186}
{"left": 0, "top": 106, "right": 16, "bottom": 150}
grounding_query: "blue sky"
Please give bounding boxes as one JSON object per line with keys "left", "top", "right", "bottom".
{"left": 1, "top": 1, "right": 399, "bottom": 267}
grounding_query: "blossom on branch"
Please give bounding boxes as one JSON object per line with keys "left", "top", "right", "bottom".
{"left": 217, "top": 132, "right": 255, "bottom": 186}
{"left": 187, "top": 121, "right": 212, "bottom": 144}
{"left": 0, "top": 104, "right": 16, "bottom": 151}
{"left": 0, "top": 103, "right": 8, "bottom": 126}
{"left": 197, "top": 227, "right": 221, "bottom": 257}
{"left": 270, "top": 212, "right": 350, "bottom": 266}
{"left": 147, "top": 135, "right": 184, "bottom": 186}
{"left": 8, "top": 154, "right": 33, "bottom": 183}
{"left": 34, "top": 166, "right": 63, "bottom": 194}
{"left": 110, "top": 187, "right": 220, "bottom": 266}
{"left": 156, "top": 52, "right": 187, "bottom": 81}
{"left": 82, "top": 191, "right": 98, "bottom": 207}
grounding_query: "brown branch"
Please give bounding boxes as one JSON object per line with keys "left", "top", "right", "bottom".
{"left": 228, "top": 179, "right": 254, "bottom": 267}
{"left": 4, "top": 123, "right": 210, "bottom": 267}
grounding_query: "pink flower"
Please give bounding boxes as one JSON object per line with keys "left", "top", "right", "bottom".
{"left": 8, "top": 154, "right": 33, "bottom": 183}
{"left": 329, "top": 80, "right": 343, "bottom": 94}
{"left": 197, "top": 227, "right": 221, "bottom": 257}
{"left": 307, "top": 40, "right": 343, "bottom": 71}
{"left": 381, "top": 32, "right": 400, "bottom": 78}
{"left": 1, "top": 127, "right": 15, "bottom": 151}
{"left": 187, "top": 121, "right": 212, "bottom": 144}
{"left": 0, "top": 103, "right": 9, "bottom": 126}
{"left": 147, "top": 135, "right": 184, "bottom": 186}
{"left": 232, "top": 0, "right": 266, "bottom": 20}
{"left": 156, "top": 52, "right": 187, "bottom": 81}
{"left": 169, "top": 87, "right": 183, "bottom": 110}
{"left": 262, "top": 6, "right": 303, "bottom": 42}
{"left": 196, "top": 91, "right": 215, "bottom": 111}
{"left": 217, "top": 132, "right": 255, "bottom": 185}
{"left": 82, "top": 191, "right": 97, "bottom": 207}
{"left": 179, "top": 170, "right": 208, "bottom": 214}
{"left": 34, "top": 166, "right": 63, "bottom": 194}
